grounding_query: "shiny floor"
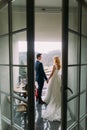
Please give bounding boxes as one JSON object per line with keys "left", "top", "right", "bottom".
{"left": 0, "top": 83, "right": 61, "bottom": 130}
{"left": 35, "top": 83, "right": 61, "bottom": 130}
{"left": 35, "top": 101, "right": 61, "bottom": 130}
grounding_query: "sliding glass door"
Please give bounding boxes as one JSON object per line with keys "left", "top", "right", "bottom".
{"left": 62, "top": 0, "right": 87, "bottom": 129}
{"left": 0, "top": 0, "right": 34, "bottom": 130}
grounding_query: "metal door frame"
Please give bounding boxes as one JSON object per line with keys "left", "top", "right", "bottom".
{"left": 61, "top": 0, "right": 87, "bottom": 129}
{"left": 61, "top": 0, "right": 69, "bottom": 129}
{"left": 0, "top": 0, "right": 34, "bottom": 130}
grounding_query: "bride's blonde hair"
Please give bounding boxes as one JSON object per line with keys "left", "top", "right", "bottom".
{"left": 53, "top": 56, "right": 61, "bottom": 70}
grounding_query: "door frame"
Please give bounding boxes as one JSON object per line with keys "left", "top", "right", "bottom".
{"left": 61, "top": 0, "right": 87, "bottom": 130}
{"left": 0, "top": 0, "right": 35, "bottom": 130}
{"left": 27, "top": 0, "right": 35, "bottom": 130}
{"left": 61, "top": 0, "right": 68, "bottom": 129}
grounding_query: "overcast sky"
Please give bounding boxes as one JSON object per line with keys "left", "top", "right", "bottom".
{"left": 18, "top": 41, "right": 61, "bottom": 53}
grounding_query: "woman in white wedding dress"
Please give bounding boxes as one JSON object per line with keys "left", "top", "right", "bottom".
{"left": 42, "top": 56, "right": 61, "bottom": 121}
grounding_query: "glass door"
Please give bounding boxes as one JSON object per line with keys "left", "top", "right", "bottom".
{"left": 62, "top": 0, "right": 87, "bottom": 130}
{"left": 0, "top": 0, "right": 34, "bottom": 130}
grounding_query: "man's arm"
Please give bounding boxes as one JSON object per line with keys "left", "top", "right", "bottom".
{"left": 39, "top": 63, "right": 48, "bottom": 81}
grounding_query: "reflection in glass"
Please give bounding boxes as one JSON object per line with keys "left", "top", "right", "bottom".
{"left": 12, "top": 31, "right": 27, "bottom": 65}
{"left": 1, "top": 120, "right": 11, "bottom": 130}
{"left": 0, "top": 36, "right": 9, "bottom": 64}
{"left": 80, "top": 93, "right": 86, "bottom": 117}
{"left": 68, "top": 67, "right": 79, "bottom": 98}
{"left": 68, "top": 32, "right": 80, "bottom": 65}
{"left": 13, "top": 66, "right": 27, "bottom": 90}
{"left": 81, "top": 37, "right": 87, "bottom": 64}
{"left": 0, "top": 66, "right": 10, "bottom": 94}
{"left": 80, "top": 66, "right": 87, "bottom": 92}
{"left": 12, "top": 128, "right": 19, "bottom": 130}
{"left": 0, "top": 5, "right": 8, "bottom": 35}
{"left": 13, "top": 98, "right": 28, "bottom": 130}
{"left": 82, "top": 6, "right": 87, "bottom": 35}
{"left": 80, "top": 118, "right": 86, "bottom": 130}
{"left": 69, "top": 125, "right": 78, "bottom": 130}
{"left": 12, "top": 0, "right": 26, "bottom": 31}
{"left": 12, "top": 66, "right": 28, "bottom": 129}
{"left": 67, "top": 98, "right": 78, "bottom": 127}
{"left": 1, "top": 93, "right": 11, "bottom": 120}
{"left": 69, "top": 0, "right": 79, "bottom": 32}
{"left": 12, "top": 66, "right": 28, "bottom": 130}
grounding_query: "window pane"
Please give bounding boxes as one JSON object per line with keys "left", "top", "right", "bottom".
{"left": 67, "top": 98, "right": 78, "bottom": 128}
{"left": 1, "top": 93, "right": 11, "bottom": 120}
{"left": 0, "top": 36, "right": 9, "bottom": 64}
{"left": 68, "top": 32, "right": 80, "bottom": 65}
{"left": 0, "top": 66, "right": 10, "bottom": 94}
{"left": 80, "top": 92, "right": 86, "bottom": 117}
{"left": 13, "top": 66, "right": 27, "bottom": 92}
{"left": 1, "top": 120, "right": 11, "bottom": 130}
{"left": 12, "top": 0, "right": 26, "bottom": 31}
{"left": 81, "top": 37, "right": 87, "bottom": 64}
{"left": 68, "top": 125, "right": 78, "bottom": 130}
{"left": 82, "top": 6, "right": 87, "bottom": 36}
{"left": 68, "top": 67, "right": 79, "bottom": 98}
{"left": 12, "top": 31, "right": 27, "bottom": 65}
{"left": 80, "top": 118, "right": 87, "bottom": 130}
{"left": 80, "top": 66, "right": 87, "bottom": 92}
{"left": 13, "top": 98, "right": 28, "bottom": 130}
{"left": 0, "top": 5, "right": 8, "bottom": 35}
{"left": 69, "top": 0, "right": 79, "bottom": 32}
{"left": 12, "top": 66, "right": 28, "bottom": 129}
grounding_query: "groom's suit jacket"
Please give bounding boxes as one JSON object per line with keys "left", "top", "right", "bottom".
{"left": 35, "top": 60, "right": 47, "bottom": 83}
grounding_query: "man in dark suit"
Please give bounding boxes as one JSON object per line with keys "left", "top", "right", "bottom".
{"left": 35, "top": 53, "right": 48, "bottom": 104}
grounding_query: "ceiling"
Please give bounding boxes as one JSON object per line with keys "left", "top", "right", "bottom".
{"left": 12, "top": 0, "right": 62, "bottom": 8}
{"left": 35, "top": 0, "right": 62, "bottom": 8}
{"left": 0, "top": 0, "right": 87, "bottom": 10}
{"left": 12, "top": 0, "right": 79, "bottom": 11}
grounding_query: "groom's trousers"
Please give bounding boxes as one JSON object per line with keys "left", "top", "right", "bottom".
{"left": 37, "top": 80, "right": 44, "bottom": 102}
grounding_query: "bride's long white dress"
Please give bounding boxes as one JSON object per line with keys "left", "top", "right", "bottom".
{"left": 42, "top": 69, "right": 61, "bottom": 121}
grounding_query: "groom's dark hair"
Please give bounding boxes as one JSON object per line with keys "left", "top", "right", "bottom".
{"left": 36, "top": 53, "right": 42, "bottom": 59}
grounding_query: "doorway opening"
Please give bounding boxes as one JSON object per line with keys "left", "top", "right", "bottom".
{"left": 35, "top": 8, "right": 62, "bottom": 130}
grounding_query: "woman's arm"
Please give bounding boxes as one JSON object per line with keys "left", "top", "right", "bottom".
{"left": 48, "top": 65, "right": 56, "bottom": 80}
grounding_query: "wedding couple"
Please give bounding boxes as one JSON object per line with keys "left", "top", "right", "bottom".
{"left": 35, "top": 53, "right": 61, "bottom": 121}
